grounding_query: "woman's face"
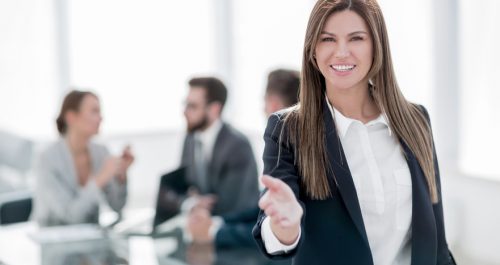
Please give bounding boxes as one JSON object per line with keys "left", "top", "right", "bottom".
{"left": 314, "top": 10, "right": 373, "bottom": 92}
{"left": 67, "top": 95, "right": 102, "bottom": 137}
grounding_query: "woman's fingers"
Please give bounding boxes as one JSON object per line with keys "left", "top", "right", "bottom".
{"left": 261, "top": 175, "right": 283, "bottom": 193}
{"left": 259, "top": 193, "right": 275, "bottom": 213}
{"left": 258, "top": 192, "right": 272, "bottom": 210}
{"left": 259, "top": 175, "right": 303, "bottom": 229}
{"left": 259, "top": 191, "right": 282, "bottom": 214}
{"left": 264, "top": 205, "right": 278, "bottom": 218}
{"left": 261, "top": 175, "right": 297, "bottom": 202}
{"left": 269, "top": 211, "right": 295, "bottom": 229}
{"left": 260, "top": 194, "right": 281, "bottom": 218}
{"left": 261, "top": 198, "right": 291, "bottom": 222}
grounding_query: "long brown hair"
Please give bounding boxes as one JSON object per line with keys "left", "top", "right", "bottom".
{"left": 282, "top": 0, "right": 438, "bottom": 203}
{"left": 56, "top": 90, "right": 97, "bottom": 136}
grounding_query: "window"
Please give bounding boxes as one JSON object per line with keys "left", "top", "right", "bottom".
{"left": 458, "top": 0, "right": 500, "bottom": 178}
{"left": 0, "top": 0, "right": 59, "bottom": 140}
{"left": 68, "top": 0, "right": 217, "bottom": 135}
{"left": 227, "top": 0, "right": 314, "bottom": 133}
{"left": 378, "top": 0, "right": 434, "bottom": 109}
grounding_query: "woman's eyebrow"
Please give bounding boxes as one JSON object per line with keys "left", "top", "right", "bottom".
{"left": 348, "top": 31, "right": 369, "bottom": 36}
{"left": 320, "top": 30, "right": 368, "bottom": 36}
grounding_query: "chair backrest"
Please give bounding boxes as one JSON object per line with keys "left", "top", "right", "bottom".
{"left": 0, "top": 197, "right": 32, "bottom": 225}
{"left": 0, "top": 130, "right": 34, "bottom": 173}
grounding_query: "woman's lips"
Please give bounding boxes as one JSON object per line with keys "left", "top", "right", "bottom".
{"left": 330, "top": 64, "right": 356, "bottom": 76}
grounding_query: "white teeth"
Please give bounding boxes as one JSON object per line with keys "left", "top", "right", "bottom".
{"left": 331, "top": 65, "right": 355, "bottom": 71}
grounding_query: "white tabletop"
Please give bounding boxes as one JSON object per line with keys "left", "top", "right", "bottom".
{"left": 0, "top": 221, "right": 170, "bottom": 265}
{"left": 0, "top": 222, "right": 40, "bottom": 265}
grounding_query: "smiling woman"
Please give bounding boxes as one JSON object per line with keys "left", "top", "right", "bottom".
{"left": 252, "top": 0, "right": 456, "bottom": 264}
{"left": 315, "top": 10, "right": 374, "bottom": 101}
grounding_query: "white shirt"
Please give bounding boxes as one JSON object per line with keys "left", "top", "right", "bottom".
{"left": 183, "top": 119, "right": 225, "bottom": 239}
{"left": 180, "top": 119, "right": 223, "bottom": 213}
{"left": 261, "top": 98, "right": 413, "bottom": 265}
{"left": 194, "top": 119, "right": 223, "bottom": 164}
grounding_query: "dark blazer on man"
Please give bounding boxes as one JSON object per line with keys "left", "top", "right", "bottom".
{"left": 252, "top": 100, "right": 456, "bottom": 265}
{"left": 180, "top": 122, "right": 260, "bottom": 216}
{"left": 217, "top": 207, "right": 291, "bottom": 265}
{"left": 216, "top": 206, "right": 260, "bottom": 249}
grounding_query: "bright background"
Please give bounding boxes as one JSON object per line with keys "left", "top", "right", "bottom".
{"left": 1, "top": 1, "right": 499, "bottom": 264}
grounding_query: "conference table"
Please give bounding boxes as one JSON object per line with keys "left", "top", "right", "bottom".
{"left": 0, "top": 218, "right": 279, "bottom": 265}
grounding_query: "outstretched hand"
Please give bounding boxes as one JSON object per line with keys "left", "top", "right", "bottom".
{"left": 258, "top": 175, "right": 303, "bottom": 245}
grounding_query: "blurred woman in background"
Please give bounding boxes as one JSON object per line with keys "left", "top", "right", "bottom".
{"left": 33, "top": 90, "right": 133, "bottom": 226}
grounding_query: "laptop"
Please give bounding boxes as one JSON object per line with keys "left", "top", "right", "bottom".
{"left": 113, "top": 167, "right": 189, "bottom": 236}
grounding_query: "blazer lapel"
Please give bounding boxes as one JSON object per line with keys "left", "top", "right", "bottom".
{"left": 181, "top": 134, "right": 197, "bottom": 185}
{"left": 322, "top": 101, "right": 370, "bottom": 248}
{"left": 322, "top": 98, "right": 437, "bottom": 263}
{"left": 399, "top": 141, "right": 437, "bottom": 265}
{"left": 208, "top": 123, "right": 227, "bottom": 192}
{"left": 59, "top": 139, "right": 79, "bottom": 192}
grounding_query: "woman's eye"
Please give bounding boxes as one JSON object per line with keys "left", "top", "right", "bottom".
{"left": 351, "top": 36, "right": 363, "bottom": 41}
{"left": 322, "top": 37, "right": 335, "bottom": 42}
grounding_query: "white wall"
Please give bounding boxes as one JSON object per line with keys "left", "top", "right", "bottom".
{"left": 0, "top": 0, "right": 60, "bottom": 140}
{"left": 444, "top": 173, "right": 500, "bottom": 264}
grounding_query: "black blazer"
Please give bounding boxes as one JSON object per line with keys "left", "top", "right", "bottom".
{"left": 252, "top": 100, "right": 456, "bottom": 265}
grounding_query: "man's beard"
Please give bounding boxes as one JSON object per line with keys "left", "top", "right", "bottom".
{"left": 187, "top": 114, "right": 210, "bottom": 133}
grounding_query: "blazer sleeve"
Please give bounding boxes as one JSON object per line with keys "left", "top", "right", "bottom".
{"left": 35, "top": 150, "right": 102, "bottom": 225}
{"left": 99, "top": 146, "right": 128, "bottom": 214}
{"left": 419, "top": 105, "right": 457, "bottom": 265}
{"left": 214, "top": 207, "right": 261, "bottom": 249}
{"left": 223, "top": 136, "right": 260, "bottom": 211}
{"left": 252, "top": 113, "right": 306, "bottom": 260}
{"left": 213, "top": 136, "right": 259, "bottom": 215}
{"left": 215, "top": 220, "right": 258, "bottom": 249}
{"left": 223, "top": 206, "right": 260, "bottom": 223}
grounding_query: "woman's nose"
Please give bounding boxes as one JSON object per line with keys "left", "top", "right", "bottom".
{"left": 335, "top": 42, "right": 350, "bottom": 59}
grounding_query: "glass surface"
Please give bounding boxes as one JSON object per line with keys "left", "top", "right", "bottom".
{"left": 30, "top": 227, "right": 287, "bottom": 265}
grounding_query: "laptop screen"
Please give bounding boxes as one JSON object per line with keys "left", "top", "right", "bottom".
{"left": 152, "top": 167, "right": 188, "bottom": 229}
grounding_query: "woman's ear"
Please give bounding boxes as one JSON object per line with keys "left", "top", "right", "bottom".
{"left": 64, "top": 110, "right": 77, "bottom": 127}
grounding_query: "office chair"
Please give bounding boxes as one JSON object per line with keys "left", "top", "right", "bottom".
{"left": 0, "top": 192, "right": 32, "bottom": 225}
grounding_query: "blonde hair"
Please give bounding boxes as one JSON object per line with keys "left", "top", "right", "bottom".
{"left": 281, "top": 0, "right": 438, "bottom": 203}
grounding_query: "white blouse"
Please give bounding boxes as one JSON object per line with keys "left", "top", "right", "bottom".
{"left": 261, "top": 98, "right": 413, "bottom": 265}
